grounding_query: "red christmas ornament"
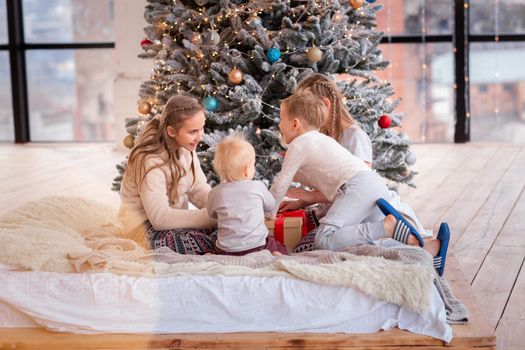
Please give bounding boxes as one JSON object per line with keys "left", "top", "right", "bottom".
{"left": 378, "top": 115, "right": 392, "bottom": 129}
{"left": 140, "top": 38, "right": 153, "bottom": 47}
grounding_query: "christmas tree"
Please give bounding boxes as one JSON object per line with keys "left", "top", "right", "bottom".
{"left": 112, "top": 0, "right": 416, "bottom": 192}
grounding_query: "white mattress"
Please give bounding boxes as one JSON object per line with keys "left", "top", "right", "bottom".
{"left": 0, "top": 269, "right": 452, "bottom": 341}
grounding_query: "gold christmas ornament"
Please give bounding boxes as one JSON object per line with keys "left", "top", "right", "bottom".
{"left": 138, "top": 101, "right": 152, "bottom": 114}
{"left": 333, "top": 12, "right": 343, "bottom": 22}
{"left": 349, "top": 0, "right": 364, "bottom": 9}
{"left": 123, "top": 134, "right": 135, "bottom": 149}
{"left": 307, "top": 47, "right": 323, "bottom": 63}
{"left": 191, "top": 32, "right": 202, "bottom": 45}
{"left": 154, "top": 22, "right": 169, "bottom": 35}
{"left": 228, "top": 67, "right": 244, "bottom": 84}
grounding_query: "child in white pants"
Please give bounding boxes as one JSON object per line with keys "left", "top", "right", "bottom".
{"left": 270, "top": 91, "right": 441, "bottom": 253}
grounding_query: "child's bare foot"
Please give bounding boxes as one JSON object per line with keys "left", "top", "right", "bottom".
{"left": 424, "top": 238, "right": 441, "bottom": 257}
{"left": 204, "top": 252, "right": 213, "bottom": 255}
{"left": 383, "top": 214, "right": 419, "bottom": 246}
{"left": 272, "top": 251, "right": 283, "bottom": 256}
{"left": 383, "top": 214, "right": 396, "bottom": 235}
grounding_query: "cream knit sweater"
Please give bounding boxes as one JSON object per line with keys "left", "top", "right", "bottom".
{"left": 119, "top": 148, "right": 216, "bottom": 234}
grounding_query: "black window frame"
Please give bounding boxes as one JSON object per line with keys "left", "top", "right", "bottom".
{"left": 4, "top": 0, "right": 114, "bottom": 143}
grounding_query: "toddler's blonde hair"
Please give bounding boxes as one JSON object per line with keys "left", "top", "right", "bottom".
{"left": 213, "top": 135, "right": 256, "bottom": 182}
{"left": 280, "top": 90, "right": 326, "bottom": 129}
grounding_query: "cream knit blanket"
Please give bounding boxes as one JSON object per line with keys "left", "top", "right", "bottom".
{"left": 0, "top": 196, "right": 435, "bottom": 314}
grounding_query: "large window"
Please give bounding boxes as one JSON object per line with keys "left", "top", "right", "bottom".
{"left": 2, "top": 0, "right": 115, "bottom": 142}
{"left": 27, "top": 49, "right": 114, "bottom": 141}
{"left": 375, "top": 1, "right": 455, "bottom": 143}
{"left": 0, "top": 0, "right": 14, "bottom": 141}
{"left": 470, "top": 0, "right": 525, "bottom": 35}
{"left": 469, "top": 43, "right": 525, "bottom": 143}
{"left": 0, "top": 51, "right": 14, "bottom": 141}
{"left": 377, "top": 43, "right": 455, "bottom": 143}
{"left": 377, "top": 0, "right": 453, "bottom": 36}
{"left": 22, "top": 0, "right": 114, "bottom": 43}
{"left": 373, "top": 0, "right": 525, "bottom": 143}
{"left": 0, "top": 0, "right": 6, "bottom": 42}
{"left": 469, "top": 1, "right": 525, "bottom": 143}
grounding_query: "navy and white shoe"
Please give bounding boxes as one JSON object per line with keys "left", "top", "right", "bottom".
{"left": 376, "top": 198, "right": 425, "bottom": 247}
{"left": 433, "top": 223, "right": 450, "bottom": 277}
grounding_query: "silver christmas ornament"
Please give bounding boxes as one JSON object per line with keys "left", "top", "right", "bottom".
{"left": 405, "top": 152, "right": 417, "bottom": 165}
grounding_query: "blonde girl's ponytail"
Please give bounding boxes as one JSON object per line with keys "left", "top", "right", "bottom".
{"left": 295, "top": 73, "right": 354, "bottom": 142}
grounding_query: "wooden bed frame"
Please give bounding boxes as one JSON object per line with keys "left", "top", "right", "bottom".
{"left": 0, "top": 255, "right": 496, "bottom": 350}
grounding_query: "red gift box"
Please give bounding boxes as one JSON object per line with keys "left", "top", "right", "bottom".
{"left": 266, "top": 210, "right": 308, "bottom": 250}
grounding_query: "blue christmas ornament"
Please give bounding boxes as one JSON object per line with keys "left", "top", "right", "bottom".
{"left": 266, "top": 47, "right": 281, "bottom": 63}
{"left": 203, "top": 96, "right": 219, "bottom": 112}
{"left": 366, "top": 0, "right": 376, "bottom": 2}
{"left": 248, "top": 15, "right": 262, "bottom": 28}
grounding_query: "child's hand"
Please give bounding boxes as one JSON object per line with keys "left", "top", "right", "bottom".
{"left": 278, "top": 200, "right": 305, "bottom": 213}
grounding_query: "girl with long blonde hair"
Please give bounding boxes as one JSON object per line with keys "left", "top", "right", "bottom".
{"left": 294, "top": 73, "right": 373, "bottom": 165}
{"left": 119, "top": 94, "right": 216, "bottom": 254}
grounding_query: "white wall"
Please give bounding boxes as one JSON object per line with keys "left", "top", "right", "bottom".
{"left": 113, "top": 0, "right": 150, "bottom": 150}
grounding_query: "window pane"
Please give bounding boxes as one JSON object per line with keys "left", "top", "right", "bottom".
{"left": 0, "top": 51, "right": 14, "bottom": 141}
{"left": 470, "top": 0, "right": 525, "bottom": 35}
{"left": 470, "top": 42, "right": 525, "bottom": 143}
{"left": 27, "top": 49, "right": 114, "bottom": 141}
{"left": 377, "top": 43, "right": 455, "bottom": 143}
{"left": 0, "top": 0, "right": 7, "bottom": 44}
{"left": 23, "top": 0, "right": 114, "bottom": 43}
{"left": 376, "top": 0, "right": 453, "bottom": 36}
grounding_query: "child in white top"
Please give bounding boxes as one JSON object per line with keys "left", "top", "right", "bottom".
{"left": 271, "top": 91, "right": 443, "bottom": 255}
{"left": 284, "top": 73, "right": 432, "bottom": 239}
{"left": 207, "top": 135, "right": 287, "bottom": 256}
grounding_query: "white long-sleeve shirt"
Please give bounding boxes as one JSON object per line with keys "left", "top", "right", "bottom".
{"left": 270, "top": 130, "right": 371, "bottom": 215}
{"left": 119, "top": 149, "right": 215, "bottom": 234}
{"left": 340, "top": 124, "right": 373, "bottom": 163}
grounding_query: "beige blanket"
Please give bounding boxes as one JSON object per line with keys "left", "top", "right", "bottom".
{"left": 0, "top": 196, "right": 435, "bottom": 314}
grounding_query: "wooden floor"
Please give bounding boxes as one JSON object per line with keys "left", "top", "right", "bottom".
{"left": 0, "top": 142, "right": 523, "bottom": 349}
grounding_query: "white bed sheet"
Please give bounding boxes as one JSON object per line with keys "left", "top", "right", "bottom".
{"left": 0, "top": 270, "right": 452, "bottom": 341}
{"left": 0, "top": 300, "right": 38, "bottom": 327}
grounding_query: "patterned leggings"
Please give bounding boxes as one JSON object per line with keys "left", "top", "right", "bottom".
{"left": 293, "top": 208, "right": 320, "bottom": 253}
{"left": 145, "top": 221, "right": 217, "bottom": 255}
